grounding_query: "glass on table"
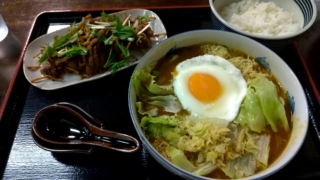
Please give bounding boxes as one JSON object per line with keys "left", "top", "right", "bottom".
{"left": 0, "top": 14, "right": 8, "bottom": 42}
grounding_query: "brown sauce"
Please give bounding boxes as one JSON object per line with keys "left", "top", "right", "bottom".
{"left": 153, "top": 45, "right": 202, "bottom": 85}
{"left": 147, "top": 43, "right": 292, "bottom": 178}
{"left": 267, "top": 75, "right": 292, "bottom": 164}
{"left": 207, "top": 169, "right": 230, "bottom": 179}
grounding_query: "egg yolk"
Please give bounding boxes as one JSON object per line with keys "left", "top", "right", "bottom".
{"left": 188, "top": 73, "right": 222, "bottom": 103}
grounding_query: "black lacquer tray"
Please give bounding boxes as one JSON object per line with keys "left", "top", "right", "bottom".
{"left": 0, "top": 7, "right": 320, "bottom": 179}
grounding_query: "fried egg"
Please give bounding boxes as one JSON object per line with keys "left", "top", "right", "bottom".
{"left": 173, "top": 54, "right": 247, "bottom": 121}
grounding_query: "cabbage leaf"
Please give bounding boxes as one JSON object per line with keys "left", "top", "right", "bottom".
{"left": 135, "top": 102, "right": 158, "bottom": 117}
{"left": 133, "top": 66, "right": 173, "bottom": 95}
{"left": 132, "top": 66, "right": 181, "bottom": 113}
{"left": 255, "top": 134, "right": 270, "bottom": 167}
{"left": 140, "top": 115, "right": 179, "bottom": 129}
{"left": 235, "top": 77, "right": 289, "bottom": 132}
{"left": 235, "top": 87, "right": 267, "bottom": 133}
{"left": 140, "top": 116, "right": 181, "bottom": 143}
{"left": 228, "top": 124, "right": 259, "bottom": 154}
{"left": 193, "top": 162, "right": 217, "bottom": 176}
{"left": 251, "top": 77, "right": 289, "bottom": 132}
{"left": 167, "top": 146, "right": 196, "bottom": 172}
{"left": 147, "top": 95, "right": 181, "bottom": 113}
{"left": 221, "top": 153, "right": 256, "bottom": 179}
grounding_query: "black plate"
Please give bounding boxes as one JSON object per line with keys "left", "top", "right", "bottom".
{"left": 0, "top": 7, "right": 320, "bottom": 179}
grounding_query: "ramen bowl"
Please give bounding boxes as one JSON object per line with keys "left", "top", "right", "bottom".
{"left": 128, "top": 30, "right": 308, "bottom": 179}
{"left": 209, "top": 0, "right": 317, "bottom": 51}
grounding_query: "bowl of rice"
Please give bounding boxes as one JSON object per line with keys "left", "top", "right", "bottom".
{"left": 209, "top": 0, "right": 317, "bottom": 51}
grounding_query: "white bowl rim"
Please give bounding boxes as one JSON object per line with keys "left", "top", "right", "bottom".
{"left": 209, "top": 0, "right": 317, "bottom": 40}
{"left": 128, "top": 29, "right": 309, "bottom": 180}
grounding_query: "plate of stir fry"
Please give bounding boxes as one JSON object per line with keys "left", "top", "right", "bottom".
{"left": 23, "top": 9, "right": 167, "bottom": 90}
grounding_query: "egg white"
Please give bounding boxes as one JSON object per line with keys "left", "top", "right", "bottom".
{"left": 173, "top": 54, "right": 247, "bottom": 121}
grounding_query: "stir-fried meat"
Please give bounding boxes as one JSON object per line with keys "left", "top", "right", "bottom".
{"left": 28, "top": 12, "right": 167, "bottom": 82}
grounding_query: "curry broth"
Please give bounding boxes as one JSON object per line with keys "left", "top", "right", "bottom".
{"left": 268, "top": 75, "right": 292, "bottom": 164}
{"left": 153, "top": 45, "right": 203, "bottom": 85}
{"left": 147, "top": 43, "right": 292, "bottom": 178}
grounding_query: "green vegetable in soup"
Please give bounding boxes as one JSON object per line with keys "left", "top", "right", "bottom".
{"left": 235, "top": 82, "right": 267, "bottom": 133}
{"left": 140, "top": 115, "right": 182, "bottom": 143}
{"left": 221, "top": 153, "right": 257, "bottom": 179}
{"left": 193, "top": 162, "right": 217, "bottom": 176}
{"left": 135, "top": 101, "right": 158, "bottom": 117}
{"left": 235, "top": 76, "right": 289, "bottom": 132}
{"left": 140, "top": 115, "right": 178, "bottom": 130}
{"left": 133, "top": 65, "right": 174, "bottom": 95}
{"left": 255, "top": 134, "right": 270, "bottom": 167}
{"left": 132, "top": 66, "right": 181, "bottom": 113}
{"left": 167, "top": 146, "right": 196, "bottom": 172}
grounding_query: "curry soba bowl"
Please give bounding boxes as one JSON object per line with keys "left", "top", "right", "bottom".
{"left": 128, "top": 30, "right": 308, "bottom": 179}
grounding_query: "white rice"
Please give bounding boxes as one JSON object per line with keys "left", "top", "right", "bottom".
{"left": 219, "top": 0, "right": 302, "bottom": 36}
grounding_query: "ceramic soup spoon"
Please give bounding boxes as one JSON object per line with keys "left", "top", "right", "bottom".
{"left": 32, "top": 103, "right": 140, "bottom": 153}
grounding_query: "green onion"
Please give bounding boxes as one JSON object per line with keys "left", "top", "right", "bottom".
{"left": 39, "top": 45, "right": 57, "bottom": 63}
{"left": 140, "top": 14, "right": 149, "bottom": 21}
{"left": 112, "top": 25, "right": 135, "bottom": 40}
{"left": 112, "top": 16, "right": 135, "bottom": 40}
{"left": 57, "top": 46, "right": 87, "bottom": 58}
{"left": 91, "top": 31, "right": 111, "bottom": 45}
{"left": 101, "top": 11, "right": 108, "bottom": 22}
{"left": 52, "top": 34, "right": 70, "bottom": 49}
{"left": 116, "top": 39, "right": 130, "bottom": 58}
{"left": 110, "top": 59, "right": 128, "bottom": 74}
{"left": 55, "top": 31, "right": 80, "bottom": 49}
{"left": 103, "top": 49, "right": 116, "bottom": 68}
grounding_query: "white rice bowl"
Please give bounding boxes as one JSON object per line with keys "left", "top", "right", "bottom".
{"left": 209, "top": 0, "right": 317, "bottom": 50}
{"left": 219, "top": 0, "right": 302, "bottom": 36}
